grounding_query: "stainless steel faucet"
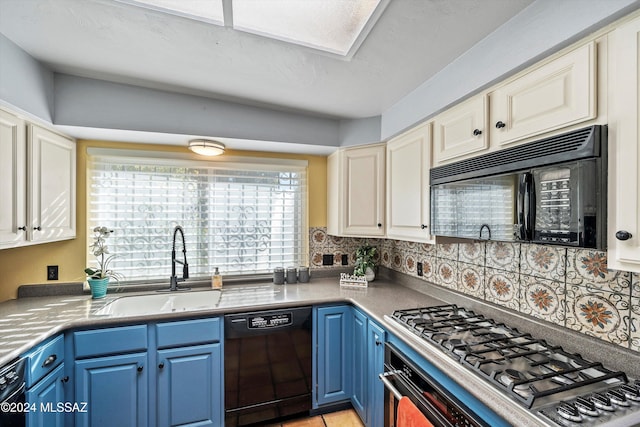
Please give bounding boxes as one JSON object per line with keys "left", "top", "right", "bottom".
{"left": 168, "top": 225, "right": 190, "bottom": 291}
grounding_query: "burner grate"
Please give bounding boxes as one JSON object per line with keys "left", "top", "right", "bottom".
{"left": 389, "top": 304, "right": 629, "bottom": 409}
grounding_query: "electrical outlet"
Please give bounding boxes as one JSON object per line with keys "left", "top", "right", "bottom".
{"left": 416, "top": 262, "right": 423, "bottom": 277}
{"left": 47, "top": 265, "right": 59, "bottom": 281}
{"left": 322, "top": 254, "right": 334, "bottom": 266}
{"left": 341, "top": 254, "right": 349, "bottom": 265}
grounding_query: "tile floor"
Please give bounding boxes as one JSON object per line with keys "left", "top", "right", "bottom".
{"left": 265, "top": 409, "right": 364, "bottom": 427}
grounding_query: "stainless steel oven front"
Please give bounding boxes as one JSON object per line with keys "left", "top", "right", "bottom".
{"left": 380, "top": 342, "right": 489, "bottom": 427}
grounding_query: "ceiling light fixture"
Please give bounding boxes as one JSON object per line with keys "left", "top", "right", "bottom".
{"left": 188, "top": 139, "right": 225, "bottom": 156}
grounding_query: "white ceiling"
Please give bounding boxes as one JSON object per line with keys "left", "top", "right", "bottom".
{"left": 0, "top": 0, "right": 533, "bottom": 120}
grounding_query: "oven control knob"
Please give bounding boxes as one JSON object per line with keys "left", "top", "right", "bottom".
{"left": 591, "top": 393, "right": 614, "bottom": 411}
{"left": 575, "top": 396, "right": 598, "bottom": 416}
{"left": 556, "top": 402, "right": 582, "bottom": 422}
{"left": 0, "top": 377, "right": 6, "bottom": 390}
{"left": 606, "top": 389, "right": 629, "bottom": 406}
{"left": 621, "top": 384, "right": 640, "bottom": 402}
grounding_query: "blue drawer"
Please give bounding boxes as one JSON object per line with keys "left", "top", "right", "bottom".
{"left": 156, "top": 317, "right": 221, "bottom": 349}
{"left": 22, "top": 334, "right": 64, "bottom": 387}
{"left": 74, "top": 324, "right": 148, "bottom": 359}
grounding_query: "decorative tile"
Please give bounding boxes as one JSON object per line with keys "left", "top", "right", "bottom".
{"left": 631, "top": 296, "right": 640, "bottom": 352}
{"left": 565, "top": 285, "right": 629, "bottom": 346}
{"left": 310, "top": 252, "right": 324, "bottom": 267}
{"left": 459, "top": 243, "right": 485, "bottom": 265}
{"left": 632, "top": 273, "right": 640, "bottom": 297}
{"left": 310, "top": 227, "right": 327, "bottom": 245}
{"left": 566, "top": 249, "right": 631, "bottom": 293}
{"left": 437, "top": 243, "right": 458, "bottom": 261}
{"left": 520, "top": 244, "right": 566, "bottom": 281}
{"left": 458, "top": 263, "right": 484, "bottom": 298}
{"left": 485, "top": 242, "right": 520, "bottom": 273}
{"left": 392, "top": 252, "right": 403, "bottom": 271}
{"left": 485, "top": 268, "right": 519, "bottom": 311}
{"left": 380, "top": 248, "right": 392, "bottom": 269}
{"left": 328, "top": 234, "right": 344, "bottom": 245}
{"left": 421, "top": 256, "right": 437, "bottom": 281}
{"left": 404, "top": 253, "right": 417, "bottom": 275}
{"left": 436, "top": 259, "right": 458, "bottom": 290}
{"left": 419, "top": 243, "right": 437, "bottom": 256}
{"left": 519, "top": 275, "right": 565, "bottom": 326}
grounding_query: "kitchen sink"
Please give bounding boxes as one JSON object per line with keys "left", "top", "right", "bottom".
{"left": 94, "top": 289, "right": 222, "bottom": 316}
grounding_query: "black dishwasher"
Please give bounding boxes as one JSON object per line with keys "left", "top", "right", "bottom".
{"left": 224, "top": 306, "right": 312, "bottom": 426}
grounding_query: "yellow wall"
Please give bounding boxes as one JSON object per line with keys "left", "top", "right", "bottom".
{"left": 0, "top": 140, "right": 328, "bottom": 302}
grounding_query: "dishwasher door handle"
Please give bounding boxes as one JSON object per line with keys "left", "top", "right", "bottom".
{"left": 379, "top": 371, "right": 404, "bottom": 400}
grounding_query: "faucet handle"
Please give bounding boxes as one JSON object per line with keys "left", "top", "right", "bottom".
{"left": 183, "top": 263, "right": 189, "bottom": 279}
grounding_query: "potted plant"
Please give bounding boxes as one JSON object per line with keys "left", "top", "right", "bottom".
{"left": 85, "top": 226, "right": 122, "bottom": 299}
{"left": 354, "top": 245, "right": 378, "bottom": 281}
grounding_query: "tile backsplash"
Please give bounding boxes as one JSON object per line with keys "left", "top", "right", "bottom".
{"left": 309, "top": 227, "right": 640, "bottom": 353}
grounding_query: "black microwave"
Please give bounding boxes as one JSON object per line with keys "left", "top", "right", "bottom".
{"left": 430, "top": 126, "right": 607, "bottom": 249}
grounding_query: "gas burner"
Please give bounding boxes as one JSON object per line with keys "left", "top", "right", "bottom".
{"left": 499, "top": 369, "right": 531, "bottom": 394}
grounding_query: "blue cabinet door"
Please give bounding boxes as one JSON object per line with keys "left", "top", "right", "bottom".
{"left": 351, "top": 308, "right": 367, "bottom": 421}
{"left": 315, "top": 305, "right": 352, "bottom": 406}
{"left": 156, "top": 343, "right": 223, "bottom": 427}
{"left": 75, "top": 353, "right": 148, "bottom": 427}
{"left": 26, "top": 363, "right": 66, "bottom": 427}
{"left": 366, "top": 320, "right": 386, "bottom": 427}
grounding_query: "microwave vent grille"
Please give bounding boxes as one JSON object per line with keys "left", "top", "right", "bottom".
{"left": 430, "top": 125, "right": 604, "bottom": 184}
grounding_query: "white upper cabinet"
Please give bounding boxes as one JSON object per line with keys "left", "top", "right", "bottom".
{"left": 432, "top": 95, "right": 488, "bottom": 165}
{"left": 489, "top": 41, "right": 597, "bottom": 149}
{"left": 27, "top": 125, "right": 76, "bottom": 243}
{"left": 0, "top": 108, "right": 76, "bottom": 250}
{"left": 327, "top": 144, "right": 385, "bottom": 237}
{"left": 0, "top": 109, "right": 27, "bottom": 247}
{"left": 386, "top": 122, "right": 434, "bottom": 243}
{"left": 608, "top": 14, "right": 640, "bottom": 272}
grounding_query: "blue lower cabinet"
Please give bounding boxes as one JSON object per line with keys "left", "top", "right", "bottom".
{"left": 75, "top": 353, "right": 148, "bottom": 427}
{"left": 351, "top": 309, "right": 367, "bottom": 421}
{"left": 314, "top": 305, "right": 352, "bottom": 406}
{"left": 156, "top": 343, "right": 223, "bottom": 427}
{"left": 26, "top": 363, "right": 67, "bottom": 427}
{"left": 366, "top": 320, "right": 385, "bottom": 427}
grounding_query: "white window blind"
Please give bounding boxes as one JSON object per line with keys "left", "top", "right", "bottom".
{"left": 87, "top": 153, "right": 307, "bottom": 282}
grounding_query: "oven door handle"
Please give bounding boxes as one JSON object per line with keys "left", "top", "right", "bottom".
{"left": 379, "top": 370, "right": 404, "bottom": 400}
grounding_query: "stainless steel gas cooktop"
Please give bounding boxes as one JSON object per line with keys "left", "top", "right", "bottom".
{"left": 388, "top": 305, "right": 640, "bottom": 426}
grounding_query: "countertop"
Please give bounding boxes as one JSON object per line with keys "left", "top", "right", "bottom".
{"left": 2, "top": 269, "right": 639, "bottom": 427}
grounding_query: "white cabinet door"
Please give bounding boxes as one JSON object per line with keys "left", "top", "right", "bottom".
{"left": 386, "top": 122, "right": 434, "bottom": 243}
{"left": 0, "top": 109, "right": 27, "bottom": 247}
{"left": 27, "top": 125, "right": 76, "bottom": 243}
{"left": 343, "top": 145, "right": 385, "bottom": 236}
{"left": 432, "top": 95, "right": 488, "bottom": 165}
{"left": 608, "top": 17, "right": 640, "bottom": 272}
{"left": 490, "top": 41, "right": 597, "bottom": 149}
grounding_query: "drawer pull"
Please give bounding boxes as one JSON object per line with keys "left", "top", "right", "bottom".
{"left": 137, "top": 365, "right": 144, "bottom": 373}
{"left": 42, "top": 354, "right": 57, "bottom": 368}
{"left": 61, "top": 376, "right": 69, "bottom": 383}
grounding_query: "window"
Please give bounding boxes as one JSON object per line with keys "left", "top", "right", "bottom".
{"left": 87, "top": 150, "right": 307, "bottom": 283}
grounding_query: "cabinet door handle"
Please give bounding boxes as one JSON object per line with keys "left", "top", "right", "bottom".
{"left": 158, "top": 362, "right": 165, "bottom": 369}
{"left": 615, "top": 230, "right": 632, "bottom": 241}
{"left": 377, "top": 223, "right": 382, "bottom": 228}
{"left": 495, "top": 121, "right": 506, "bottom": 129}
{"left": 473, "top": 128, "right": 482, "bottom": 136}
{"left": 375, "top": 340, "right": 381, "bottom": 346}
{"left": 61, "top": 376, "right": 69, "bottom": 383}
{"left": 33, "top": 226, "right": 42, "bottom": 231}
{"left": 18, "top": 226, "right": 26, "bottom": 231}
{"left": 42, "top": 354, "right": 57, "bottom": 368}
{"left": 421, "top": 224, "right": 428, "bottom": 230}
{"left": 137, "top": 365, "right": 144, "bottom": 373}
